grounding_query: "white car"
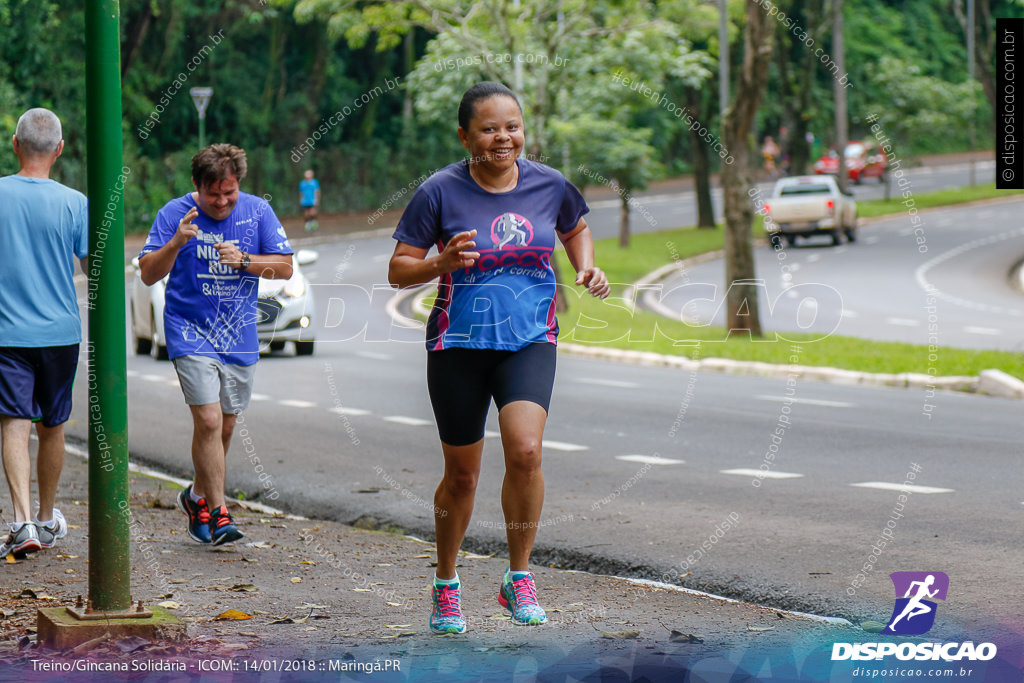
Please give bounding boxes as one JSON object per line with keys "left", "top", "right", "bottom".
{"left": 762, "top": 175, "right": 857, "bottom": 247}
{"left": 130, "top": 249, "right": 318, "bottom": 359}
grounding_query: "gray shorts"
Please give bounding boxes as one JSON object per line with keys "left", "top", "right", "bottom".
{"left": 172, "top": 355, "right": 256, "bottom": 414}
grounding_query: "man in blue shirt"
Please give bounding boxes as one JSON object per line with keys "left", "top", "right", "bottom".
{"left": 140, "top": 144, "right": 293, "bottom": 545}
{"left": 0, "top": 108, "right": 87, "bottom": 558}
{"left": 299, "top": 169, "right": 320, "bottom": 232}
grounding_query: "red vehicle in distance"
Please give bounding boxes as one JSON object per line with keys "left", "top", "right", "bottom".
{"left": 813, "top": 141, "right": 888, "bottom": 184}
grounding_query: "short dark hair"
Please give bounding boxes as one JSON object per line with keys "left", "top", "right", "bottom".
{"left": 458, "top": 82, "right": 522, "bottom": 131}
{"left": 191, "top": 143, "right": 247, "bottom": 189}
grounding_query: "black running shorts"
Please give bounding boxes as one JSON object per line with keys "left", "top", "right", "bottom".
{"left": 426, "top": 342, "right": 557, "bottom": 447}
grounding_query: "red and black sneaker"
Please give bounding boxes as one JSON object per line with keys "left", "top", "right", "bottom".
{"left": 210, "top": 505, "right": 244, "bottom": 546}
{"left": 175, "top": 484, "right": 212, "bottom": 544}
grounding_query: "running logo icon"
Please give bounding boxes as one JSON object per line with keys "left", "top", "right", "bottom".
{"left": 881, "top": 571, "right": 949, "bottom": 635}
{"left": 491, "top": 212, "right": 533, "bottom": 250}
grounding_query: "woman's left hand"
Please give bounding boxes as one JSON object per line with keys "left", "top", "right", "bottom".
{"left": 576, "top": 267, "right": 610, "bottom": 299}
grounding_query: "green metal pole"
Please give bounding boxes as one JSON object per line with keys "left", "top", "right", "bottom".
{"left": 199, "top": 115, "right": 206, "bottom": 150}
{"left": 85, "top": 0, "right": 131, "bottom": 612}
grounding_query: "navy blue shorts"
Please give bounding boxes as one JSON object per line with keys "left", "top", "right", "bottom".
{"left": 426, "top": 342, "right": 556, "bottom": 447}
{"left": 0, "top": 345, "right": 80, "bottom": 427}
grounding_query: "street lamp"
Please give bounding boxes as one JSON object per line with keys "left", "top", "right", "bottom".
{"left": 189, "top": 87, "right": 213, "bottom": 149}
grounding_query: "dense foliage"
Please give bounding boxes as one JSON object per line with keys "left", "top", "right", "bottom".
{"left": 0, "top": 0, "right": 1012, "bottom": 230}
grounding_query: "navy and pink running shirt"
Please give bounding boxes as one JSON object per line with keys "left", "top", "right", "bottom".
{"left": 394, "top": 159, "right": 589, "bottom": 352}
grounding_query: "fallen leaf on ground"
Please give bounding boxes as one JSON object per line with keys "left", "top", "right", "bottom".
{"left": 244, "top": 541, "right": 273, "bottom": 549}
{"left": 385, "top": 624, "right": 413, "bottom": 629}
{"left": 669, "top": 631, "right": 704, "bottom": 643}
{"left": 352, "top": 589, "right": 372, "bottom": 593}
{"left": 114, "top": 636, "right": 151, "bottom": 653}
{"left": 269, "top": 617, "right": 294, "bottom": 624}
{"left": 300, "top": 560, "right": 315, "bottom": 565}
{"left": 600, "top": 630, "right": 641, "bottom": 640}
{"left": 158, "top": 601, "right": 181, "bottom": 609}
{"left": 214, "top": 609, "right": 253, "bottom": 621}
{"left": 168, "top": 579, "right": 189, "bottom": 584}
{"left": 230, "top": 584, "right": 259, "bottom": 592}
{"left": 461, "top": 552, "right": 495, "bottom": 559}
{"left": 71, "top": 632, "right": 109, "bottom": 654}
{"left": 386, "top": 602, "right": 402, "bottom": 607}
{"left": 412, "top": 555, "right": 431, "bottom": 559}
{"left": 747, "top": 626, "right": 775, "bottom": 632}
{"left": 290, "top": 578, "right": 302, "bottom": 584}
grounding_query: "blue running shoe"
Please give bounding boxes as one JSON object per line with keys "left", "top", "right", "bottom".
{"left": 176, "top": 485, "right": 212, "bottom": 544}
{"left": 210, "top": 505, "right": 244, "bottom": 546}
{"left": 498, "top": 571, "right": 547, "bottom": 625}
{"left": 430, "top": 579, "right": 467, "bottom": 634}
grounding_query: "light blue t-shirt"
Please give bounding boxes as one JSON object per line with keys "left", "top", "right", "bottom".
{"left": 299, "top": 178, "right": 319, "bottom": 207}
{"left": 140, "top": 192, "right": 293, "bottom": 365}
{"left": 0, "top": 175, "right": 88, "bottom": 347}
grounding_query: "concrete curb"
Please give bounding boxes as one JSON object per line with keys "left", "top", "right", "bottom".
{"left": 978, "top": 369, "right": 1024, "bottom": 398}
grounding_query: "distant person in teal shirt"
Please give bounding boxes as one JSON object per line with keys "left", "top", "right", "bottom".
{"left": 299, "top": 169, "right": 320, "bottom": 232}
{"left": 0, "top": 108, "right": 87, "bottom": 559}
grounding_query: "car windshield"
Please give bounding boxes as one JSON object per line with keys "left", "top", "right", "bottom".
{"left": 844, "top": 143, "right": 865, "bottom": 158}
{"left": 779, "top": 184, "right": 832, "bottom": 195}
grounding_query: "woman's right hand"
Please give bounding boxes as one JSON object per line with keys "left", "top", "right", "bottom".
{"left": 437, "top": 230, "right": 480, "bottom": 273}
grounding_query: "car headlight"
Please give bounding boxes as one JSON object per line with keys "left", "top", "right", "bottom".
{"left": 283, "top": 277, "right": 306, "bottom": 299}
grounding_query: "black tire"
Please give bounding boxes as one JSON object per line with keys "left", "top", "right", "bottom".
{"left": 785, "top": 235, "right": 797, "bottom": 247}
{"left": 132, "top": 309, "right": 152, "bottom": 355}
{"left": 151, "top": 308, "right": 169, "bottom": 361}
{"left": 269, "top": 341, "right": 285, "bottom": 352}
{"left": 295, "top": 340, "right": 315, "bottom": 356}
{"left": 769, "top": 233, "right": 782, "bottom": 248}
{"left": 831, "top": 228, "right": 843, "bottom": 246}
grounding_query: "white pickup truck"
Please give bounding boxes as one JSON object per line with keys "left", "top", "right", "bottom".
{"left": 762, "top": 175, "right": 857, "bottom": 247}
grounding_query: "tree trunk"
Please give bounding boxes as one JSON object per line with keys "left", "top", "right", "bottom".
{"left": 619, "top": 191, "right": 631, "bottom": 248}
{"left": 833, "top": 0, "right": 848, "bottom": 195}
{"left": 721, "top": 0, "right": 775, "bottom": 338}
{"left": 121, "top": 1, "right": 154, "bottom": 81}
{"left": 686, "top": 85, "right": 716, "bottom": 229}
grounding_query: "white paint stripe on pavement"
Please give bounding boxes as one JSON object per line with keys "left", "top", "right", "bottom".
{"left": 140, "top": 374, "right": 165, "bottom": 382}
{"left": 616, "top": 454, "right": 684, "bottom": 465}
{"left": 329, "top": 406, "right": 372, "bottom": 416}
{"left": 250, "top": 393, "right": 271, "bottom": 402}
{"left": 126, "top": 370, "right": 139, "bottom": 377}
{"left": 484, "top": 430, "right": 500, "bottom": 438}
{"left": 851, "top": 482, "right": 954, "bottom": 494}
{"left": 384, "top": 416, "right": 433, "bottom": 426}
{"left": 964, "top": 326, "right": 1000, "bottom": 336}
{"left": 356, "top": 351, "right": 392, "bottom": 360}
{"left": 576, "top": 378, "right": 639, "bottom": 388}
{"left": 720, "top": 468, "right": 804, "bottom": 480}
{"left": 542, "top": 440, "right": 589, "bottom": 452}
{"left": 279, "top": 399, "right": 317, "bottom": 408}
{"left": 755, "top": 395, "right": 854, "bottom": 408}
{"left": 886, "top": 318, "right": 919, "bottom": 327}
{"left": 841, "top": 309, "right": 859, "bottom": 318}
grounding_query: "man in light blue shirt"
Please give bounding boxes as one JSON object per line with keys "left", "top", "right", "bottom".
{"left": 299, "top": 169, "right": 320, "bottom": 232}
{"left": 0, "top": 108, "right": 87, "bottom": 558}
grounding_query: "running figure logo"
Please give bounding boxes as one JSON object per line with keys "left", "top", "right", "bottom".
{"left": 490, "top": 212, "right": 533, "bottom": 250}
{"left": 881, "top": 571, "right": 949, "bottom": 635}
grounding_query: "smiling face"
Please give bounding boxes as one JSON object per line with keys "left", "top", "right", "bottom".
{"left": 457, "top": 95, "right": 525, "bottom": 175}
{"left": 193, "top": 175, "right": 240, "bottom": 222}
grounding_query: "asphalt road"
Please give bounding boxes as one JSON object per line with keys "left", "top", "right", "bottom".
{"left": 64, "top": 218, "right": 1021, "bottom": 640}
{"left": 581, "top": 160, "right": 996, "bottom": 241}
{"left": 651, "top": 194, "right": 1024, "bottom": 351}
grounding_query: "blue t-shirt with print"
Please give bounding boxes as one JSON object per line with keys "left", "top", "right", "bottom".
{"left": 393, "top": 159, "right": 588, "bottom": 351}
{"left": 0, "top": 176, "right": 88, "bottom": 347}
{"left": 140, "top": 192, "right": 293, "bottom": 365}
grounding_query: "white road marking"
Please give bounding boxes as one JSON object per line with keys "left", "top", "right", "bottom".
{"left": 250, "top": 393, "right": 271, "bottom": 402}
{"left": 851, "top": 482, "right": 954, "bottom": 494}
{"left": 841, "top": 309, "right": 859, "bottom": 318}
{"left": 755, "top": 395, "right": 854, "bottom": 408}
{"left": 356, "top": 351, "right": 392, "bottom": 360}
{"left": 329, "top": 406, "right": 372, "bottom": 416}
{"left": 279, "top": 399, "right": 317, "bottom": 408}
{"left": 721, "top": 468, "right": 804, "bottom": 480}
{"left": 616, "top": 454, "right": 684, "bottom": 465}
{"left": 484, "top": 430, "right": 501, "bottom": 438}
{"left": 140, "top": 374, "right": 165, "bottom": 382}
{"left": 576, "top": 378, "right": 640, "bottom": 388}
{"left": 864, "top": 236, "right": 880, "bottom": 245}
{"left": 964, "top": 326, "right": 1000, "bottom": 336}
{"left": 384, "top": 416, "right": 432, "bottom": 426}
{"left": 886, "top": 317, "right": 919, "bottom": 327}
{"left": 542, "top": 440, "right": 589, "bottom": 452}
{"left": 126, "top": 370, "right": 139, "bottom": 377}
{"left": 806, "top": 255, "right": 821, "bottom": 263}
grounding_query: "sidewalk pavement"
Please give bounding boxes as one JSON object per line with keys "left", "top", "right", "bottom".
{"left": 0, "top": 446, "right": 855, "bottom": 682}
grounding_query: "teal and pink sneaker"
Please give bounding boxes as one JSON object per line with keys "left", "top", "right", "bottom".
{"left": 498, "top": 570, "right": 547, "bottom": 625}
{"left": 430, "top": 578, "right": 467, "bottom": 634}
